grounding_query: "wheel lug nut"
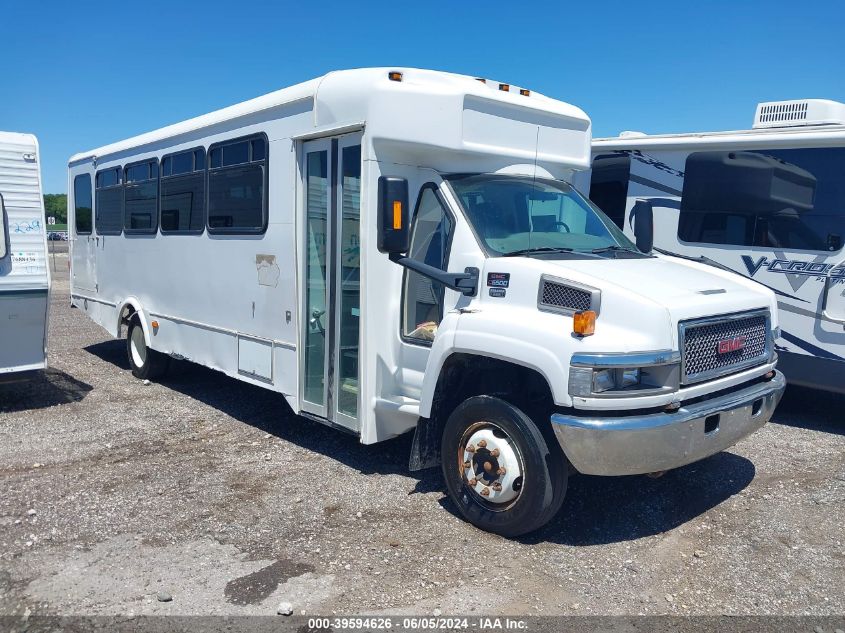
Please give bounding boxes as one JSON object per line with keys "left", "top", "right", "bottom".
{"left": 477, "top": 439, "right": 487, "bottom": 448}
{"left": 463, "top": 460, "right": 471, "bottom": 470}
{"left": 492, "top": 483, "right": 502, "bottom": 492}
{"left": 490, "top": 448, "right": 500, "bottom": 458}
{"left": 466, "top": 444, "right": 476, "bottom": 453}
{"left": 468, "top": 478, "right": 478, "bottom": 486}
{"left": 480, "top": 487, "right": 490, "bottom": 496}
{"left": 497, "top": 467, "right": 506, "bottom": 476}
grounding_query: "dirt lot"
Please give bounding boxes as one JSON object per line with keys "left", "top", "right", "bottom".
{"left": 1, "top": 267, "right": 844, "bottom": 618}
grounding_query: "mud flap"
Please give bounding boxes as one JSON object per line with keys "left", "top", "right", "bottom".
{"left": 408, "top": 416, "right": 442, "bottom": 471}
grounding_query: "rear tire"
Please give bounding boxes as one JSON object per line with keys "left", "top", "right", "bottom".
{"left": 441, "top": 395, "right": 567, "bottom": 537}
{"left": 126, "top": 317, "right": 169, "bottom": 380}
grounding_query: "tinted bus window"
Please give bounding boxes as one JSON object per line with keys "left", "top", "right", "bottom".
{"left": 95, "top": 167, "right": 123, "bottom": 235}
{"left": 161, "top": 148, "right": 206, "bottom": 233}
{"left": 207, "top": 135, "right": 267, "bottom": 233}
{"left": 124, "top": 160, "right": 158, "bottom": 233}
{"left": 679, "top": 147, "right": 845, "bottom": 252}
{"left": 74, "top": 174, "right": 93, "bottom": 234}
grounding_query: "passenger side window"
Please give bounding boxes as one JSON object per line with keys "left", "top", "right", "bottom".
{"left": 161, "top": 148, "right": 206, "bottom": 233}
{"left": 207, "top": 135, "right": 267, "bottom": 233}
{"left": 402, "top": 185, "right": 453, "bottom": 343}
{"left": 124, "top": 160, "right": 158, "bottom": 233}
{"left": 95, "top": 167, "right": 123, "bottom": 235}
{"left": 73, "top": 174, "right": 93, "bottom": 235}
{"left": 679, "top": 148, "right": 845, "bottom": 252}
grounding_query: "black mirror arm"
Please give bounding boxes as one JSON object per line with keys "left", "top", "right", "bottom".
{"left": 389, "top": 253, "right": 478, "bottom": 297}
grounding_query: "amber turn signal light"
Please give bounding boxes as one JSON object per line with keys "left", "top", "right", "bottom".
{"left": 573, "top": 310, "right": 596, "bottom": 337}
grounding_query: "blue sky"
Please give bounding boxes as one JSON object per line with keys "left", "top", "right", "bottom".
{"left": 2, "top": 0, "right": 843, "bottom": 194}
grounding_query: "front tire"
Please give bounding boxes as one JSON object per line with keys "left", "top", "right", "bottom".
{"left": 126, "top": 317, "right": 169, "bottom": 380}
{"left": 441, "top": 395, "right": 567, "bottom": 537}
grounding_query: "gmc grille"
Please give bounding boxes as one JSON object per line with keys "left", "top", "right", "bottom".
{"left": 680, "top": 311, "right": 769, "bottom": 385}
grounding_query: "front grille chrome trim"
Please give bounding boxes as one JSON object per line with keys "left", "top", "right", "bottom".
{"left": 679, "top": 309, "right": 771, "bottom": 386}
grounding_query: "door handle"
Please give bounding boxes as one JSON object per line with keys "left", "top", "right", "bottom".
{"left": 821, "top": 260, "right": 845, "bottom": 326}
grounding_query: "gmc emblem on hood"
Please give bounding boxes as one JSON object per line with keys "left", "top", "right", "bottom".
{"left": 717, "top": 336, "right": 747, "bottom": 354}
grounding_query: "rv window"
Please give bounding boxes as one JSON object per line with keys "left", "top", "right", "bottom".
{"left": 73, "top": 174, "right": 93, "bottom": 235}
{"left": 95, "top": 167, "right": 123, "bottom": 235}
{"left": 679, "top": 148, "right": 845, "bottom": 251}
{"left": 0, "top": 194, "right": 9, "bottom": 261}
{"left": 124, "top": 160, "right": 159, "bottom": 233}
{"left": 161, "top": 148, "right": 206, "bottom": 233}
{"left": 207, "top": 135, "right": 267, "bottom": 234}
{"left": 402, "top": 185, "right": 454, "bottom": 343}
{"left": 589, "top": 153, "right": 631, "bottom": 230}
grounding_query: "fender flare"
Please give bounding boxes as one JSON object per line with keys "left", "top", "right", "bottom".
{"left": 117, "top": 297, "right": 152, "bottom": 347}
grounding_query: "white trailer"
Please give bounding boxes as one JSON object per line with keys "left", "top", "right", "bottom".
{"left": 69, "top": 68, "right": 785, "bottom": 535}
{"left": 0, "top": 132, "right": 50, "bottom": 381}
{"left": 585, "top": 99, "right": 845, "bottom": 394}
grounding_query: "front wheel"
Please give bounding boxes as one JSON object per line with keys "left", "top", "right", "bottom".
{"left": 126, "top": 317, "right": 170, "bottom": 380}
{"left": 441, "top": 396, "right": 568, "bottom": 537}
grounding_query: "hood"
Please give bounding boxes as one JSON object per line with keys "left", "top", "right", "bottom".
{"left": 541, "top": 254, "right": 774, "bottom": 321}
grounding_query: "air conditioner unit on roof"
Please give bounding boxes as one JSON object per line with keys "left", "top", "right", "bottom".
{"left": 753, "top": 99, "right": 845, "bottom": 129}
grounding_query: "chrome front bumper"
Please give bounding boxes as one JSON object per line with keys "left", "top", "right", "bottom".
{"left": 551, "top": 371, "right": 786, "bottom": 476}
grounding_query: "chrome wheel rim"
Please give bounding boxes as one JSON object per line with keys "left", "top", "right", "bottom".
{"left": 458, "top": 422, "right": 525, "bottom": 511}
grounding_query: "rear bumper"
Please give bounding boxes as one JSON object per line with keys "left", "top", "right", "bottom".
{"left": 551, "top": 371, "right": 786, "bottom": 476}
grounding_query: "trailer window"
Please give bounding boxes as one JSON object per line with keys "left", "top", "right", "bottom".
{"left": 679, "top": 148, "right": 845, "bottom": 252}
{"left": 73, "top": 174, "right": 93, "bottom": 235}
{"left": 124, "top": 160, "right": 158, "bottom": 233}
{"left": 95, "top": 168, "right": 123, "bottom": 235}
{"left": 208, "top": 135, "right": 267, "bottom": 233}
{"left": 589, "top": 153, "right": 631, "bottom": 229}
{"left": 161, "top": 148, "right": 206, "bottom": 233}
{"left": 402, "top": 185, "right": 453, "bottom": 343}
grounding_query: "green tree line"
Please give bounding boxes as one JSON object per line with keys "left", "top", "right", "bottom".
{"left": 43, "top": 194, "right": 67, "bottom": 224}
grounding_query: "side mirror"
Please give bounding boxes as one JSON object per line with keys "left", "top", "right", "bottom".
{"left": 0, "top": 194, "right": 9, "bottom": 261}
{"left": 828, "top": 233, "right": 842, "bottom": 252}
{"left": 633, "top": 199, "right": 654, "bottom": 253}
{"left": 377, "top": 176, "right": 410, "bottom": 254}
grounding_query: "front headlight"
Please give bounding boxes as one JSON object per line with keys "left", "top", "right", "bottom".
{"left": 569, "top": 356, "right": 680, "bottom": 398}
{"left": 592, "top": 368, "right": 641, "bottom": 393}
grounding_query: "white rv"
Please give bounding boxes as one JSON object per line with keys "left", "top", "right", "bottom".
{"left": 586, "top": 99, "right": 845, "bottom": 394}
{"left": 0, "top": 132, "right": 50, "bottom": 381}
{"left": 69, "top": 68, "right": 785, "bottom": 536}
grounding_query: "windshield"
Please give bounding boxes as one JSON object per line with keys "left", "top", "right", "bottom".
{"left": 446, "top": 174, "right": 639, "bottom": 256}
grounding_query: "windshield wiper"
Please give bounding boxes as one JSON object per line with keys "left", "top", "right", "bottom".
{"left": 502, "top": 247, "right": 576, "bottom": 257}
{"left": 590, "top": 245, "right": 641, "bottom": 255}
{"left": 653, "top": 246, "right": 737, "bottom": 273}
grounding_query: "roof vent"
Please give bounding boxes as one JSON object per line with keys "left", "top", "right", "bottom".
{"left": 752, "top": 99, "right": 845, "bottom": 129}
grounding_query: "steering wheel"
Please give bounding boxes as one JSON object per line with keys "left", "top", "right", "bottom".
{"left": 555, "top": 221, "right": 571, "bottom": 232}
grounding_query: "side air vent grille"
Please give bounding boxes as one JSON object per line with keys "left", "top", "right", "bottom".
{"left": 538, "top": 277, "right": 597, "bottom": 314}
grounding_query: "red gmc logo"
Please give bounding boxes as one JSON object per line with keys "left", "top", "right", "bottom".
{"left": 717, "top": 336, "right": 747, "bottom": 354}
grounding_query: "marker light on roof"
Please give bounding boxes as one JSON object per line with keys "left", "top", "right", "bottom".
{"left": 520, "top": 88, "right": 530, "bottom": 96}
{"left": 388, "top": 71, "right": 403, "bottom": 82}
{"left": 499, "top": 83, "right": 510, "bottom": 92}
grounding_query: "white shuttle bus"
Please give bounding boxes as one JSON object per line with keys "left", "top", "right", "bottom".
{"left": 1, "top": 132, "right": 50, "bottom": 381}
{"left": 69, "top": 69, "right": 785, "bottom": 535}
{"left": 585, "top": 100, "right": 845, "bottom": 394}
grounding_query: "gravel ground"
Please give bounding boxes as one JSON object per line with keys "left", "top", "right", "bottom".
{"left": 1, "top": 263, "right": 844, "bottom": 618}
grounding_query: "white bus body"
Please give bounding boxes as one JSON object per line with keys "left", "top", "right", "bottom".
{"left": 69, "top": 69, "right": 785, "bottom": 535}
{"left": 585, "top": 99, "right": 845, "bottom": 394}
{"left": 0, "top": 132, "right": 50, "bottom": 380}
